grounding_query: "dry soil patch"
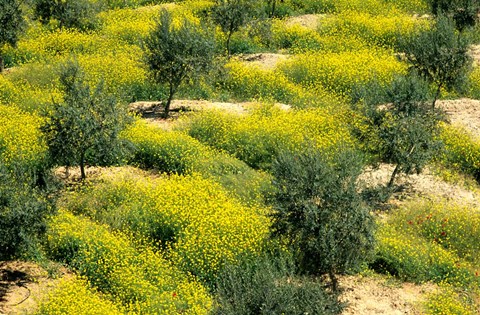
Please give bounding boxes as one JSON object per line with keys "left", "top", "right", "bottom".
{"left": 239, "top": 53, "right": 290, "bottom": 70}
{"left": 361, "top": 163, "right": 480, "bottom": 207}
{"left": 470, "top": 44, "right": 480, "bottom": 66}
{"left": 340, "top": 275, "right": 435, "bottom": 315}
{"left": 285, "top": 14, "right": 326, "bottom": 29}
{"left": 0, "top": 261, "right": 69, "bottom": 315}
{"left": 438, "top": 98, "right": 480, "bottom": 136}
{"left": 130, "top": 100, "right": 290, "bottom": 129}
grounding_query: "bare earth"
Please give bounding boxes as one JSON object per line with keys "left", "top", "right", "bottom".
{"left": 340, "top": 275, "right": 436, "bottom": 315}
{"left": 239, "top": 53, "right": 290, "bottom": 70}
{"left": 0, "top": 262, "right": 69, "bottom": 315}
{"left": 285, "top": 14, "right": 326, "bottom": 29}
{"left": 361, "top": 164, "right": 480, "bottom": 207}
{"left": 439, "top": 98, "right": 480, "bottom": 136}
{"left": 470, "top": 44, "right": 480, "bottom": 66}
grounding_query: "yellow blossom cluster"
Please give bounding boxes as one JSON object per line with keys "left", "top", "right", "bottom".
{"left": 183, "top": 105, "right": 356, "bottom": 169}
{"left": 277, "top": 49, "right": 406, "bottom": 98}
{"left": 0, "top": 105, "right": 46, "bottom": 167}
{"left": 224, "top": 59, "right": 343, "bottom": 107}
{"left": 377, "top": 199, "right": 480, "bottom": 289}
{"left": 36, "top": 276, "right": 125, "bottom": 315}
{"left": 391, "top": 200, "right": 480, "bottom": 267}
{"left": 122, "top": 120, "right": 272, "bottom": 205}
{"left": 270, "top": 19, "right": 369, "bottom": 53}
{"left": 121, "top": 120, "right": 215, "bottom": 174}
{"left": 62, "top": 168, "right": 270, "bottom": 284}
{"left": 439, "top": 123, "right": 480, "bottom": 180}
{"left": 468, "top": 67, "right": 480, "bottom": 99}
{"left": 424, "top": 283, "right": 478, "bottom": 315}
{"left": 47, "top": 210, "right": 213, "bottom": 314}
{"left": 320, "top": 11, "right": 430, "bottom": 49}
{"left": 294, "top": 0, "right": 428, "bottom": 15}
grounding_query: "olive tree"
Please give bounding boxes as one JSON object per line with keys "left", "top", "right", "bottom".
{"left": 143, "top": 9, "right": 215, "bottom": 118}
{"left": 401, "top": 15, "right": 473, "bottom": 109}
{"left": 41, "top": 61, "right": 132, "bottom": 180}
{"left": 0, "top": 160, "right": 56, "bottom": 260}
{"left": 270, "top": 147, "right": 375, "bottom": 291}
{"left": 211, "top": 0, "right": 257, "bottom": 56}
{"left": 377, "top": 74, "right": 444, "bottom": 188}
{"left": 33, "top": 0, "right": 100, "bottom": 30}
{"left": 428, "top": 0, "right": 480, "bottom": 31}
{"left": 0, "top": 0, "right": 24, "bottom": 72}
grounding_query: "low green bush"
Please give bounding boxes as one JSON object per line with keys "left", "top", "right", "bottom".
{"left": 270, "top": 147, "right": 375, "bottom": 290}
{"left": 214, "top": 253, "right": 344, "bottom": 315}
{"left": 0, "top": 162, "right": 56, "bottom": 260}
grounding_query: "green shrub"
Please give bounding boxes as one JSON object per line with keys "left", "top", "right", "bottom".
{"left": 428, "top": 0, "right": 480, "bottom": 31}
{"left": 0, "top": 0, "right": 25, "bottom": 72}
{"left": 210, "top": 0, "right": 259, "bottom": 56}
{"left": 214, "top": 253, "right": 344, "bottom": 315}
{"left": 0, "top": 161, "right": 56, "bottom": 260}
{"left": 366, "top": 74, "right": 443, "bottom": 188}
{"left": 143, "top": 9, "right": 215, "bottom": 117}
{"left": 400, "top": 14, "right": 473, "bottom": 108}
{"left": 33, "top": 0, "right": 101, "bottom": 31}
{"left": 41, "top": 61, "right": 133, "bottom": 179}
{"left": 270, "top": 147, "right": 375, "bottom": 290}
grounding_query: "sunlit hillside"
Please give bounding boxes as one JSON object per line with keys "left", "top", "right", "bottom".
{"left": 1, "top": 0, "right": 480, "bottom": 314}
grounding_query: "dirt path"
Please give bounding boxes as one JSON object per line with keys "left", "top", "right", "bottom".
{"left": 285, "top": 14, "right": 327, "bottom": 29}
{"left": 0, "top": 261, "right": 69, "bottom": 315}
{"left": 361, "top": 163, "right": 480, "bottom": 208}
{"left": 439, "top": 98, "right": 480, "bottom": 136}
{"left": 130, "top": 100, "right": 290, "bottom": 129}
{"left": 340, "top": 275, "right": 435, "bottom": 315}
{"left": 471, "top": 45, "right": 480, "bottom": 66}
{"left": 239, "top": 53, "right": 290, "bottom": 70}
